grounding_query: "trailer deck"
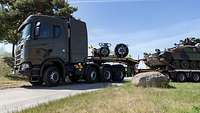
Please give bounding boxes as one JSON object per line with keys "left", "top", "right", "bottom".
{"left": 87, "top": 56, "right": 139, "bottom": 77}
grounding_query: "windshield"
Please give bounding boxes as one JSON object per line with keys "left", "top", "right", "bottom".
{"left": 19, "top": 23, "right": 31, "bottom": 40}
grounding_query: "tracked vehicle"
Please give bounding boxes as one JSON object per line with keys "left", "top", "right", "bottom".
{"left": 144, "top": 37, "right": 200, "bottom": 82}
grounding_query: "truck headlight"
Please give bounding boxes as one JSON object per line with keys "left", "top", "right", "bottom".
{"left": 21, "top": 63, "right": 30, "bottom": 71}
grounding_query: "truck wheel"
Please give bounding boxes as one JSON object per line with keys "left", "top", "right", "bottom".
{"left": 177, "top": 73, "right": 186, "bottom": 82}
{"left": 112, "top": 65, "right": 125, "bottom": 82}
{"left": 191, "top": 73, "right": 200, "bottom": 82}
{"left": 85, "top": 66, "right": 98, "bottom": 83}
{"left": 99, "top": 65, "right": 112, "bottom": 82}
{"left": 43, "top": 66, "right": 60, "bottom": 86}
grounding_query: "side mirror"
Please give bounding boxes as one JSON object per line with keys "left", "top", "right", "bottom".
{"left": 35, "top": 26, "right": 40, "bottom": 37}
{"left": 34, "top": 21, "right": 41, "bottom": 39}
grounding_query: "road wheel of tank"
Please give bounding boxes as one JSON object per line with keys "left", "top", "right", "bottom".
{"left": 172, "top": 61, "right": 180, "bottom": 69}
{"left": 85, "top": 65, "right": 99, "bottom": 83}
{"left": 176, "top": 73, "right": 187, "bottom": 82}
{"left": 191, "top": 73, "right": 200, "bottom": 82}
{"left": 43, "top": 66, "right": 60, "bottom": 86}
{"left": 112, "top": 65, "right": 126, "bottom": 82}
{"left": 190, "top": 61, "right": 197, "bottom": 69}
{"left": 99, "top": 65, "right": 112, "bottom": 82}
{"left": 180, "top": 61, "right": 190, "bottom": 69}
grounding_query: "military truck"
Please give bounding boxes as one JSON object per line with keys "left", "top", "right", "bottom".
{"left": 14, "top": 14, "right": 137, "bottom": 86}
{"left": 144, "top": 37, "right": 200, "bottom": 82}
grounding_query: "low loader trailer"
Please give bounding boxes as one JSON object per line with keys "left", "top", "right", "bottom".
{"left": 14, "top": 15, "right": 138, "bottom": 86}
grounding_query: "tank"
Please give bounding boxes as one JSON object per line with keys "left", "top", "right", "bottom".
{"left": 144, "top": 37, "right": 200, "bottom": 70}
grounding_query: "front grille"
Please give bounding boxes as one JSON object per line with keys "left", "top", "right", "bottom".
{"left": 15, "top": 49, "right": 22, "bottom": 65}
{"left": 16, "top": 50, "right": 21, "bottom": 55}
{"left": 16, "top": 60, "right": 21, "bottom": 64}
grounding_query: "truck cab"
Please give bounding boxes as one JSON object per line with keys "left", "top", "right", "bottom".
{"left": 15, "top": 15, "right": 88, "bottom": 86}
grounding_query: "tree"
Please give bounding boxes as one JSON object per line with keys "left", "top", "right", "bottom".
{"left": 0, "top": 0, "right": 77, "bottom": 57}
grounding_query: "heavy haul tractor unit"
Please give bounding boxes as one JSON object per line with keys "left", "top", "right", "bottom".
{"left": 14, "top": 15, "right": 138, "bottom": 86}
{"left": 144, "top": 37, "right": 200, "bottom": 82}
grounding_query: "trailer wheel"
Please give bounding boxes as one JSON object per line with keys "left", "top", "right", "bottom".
{"left": 85, "top": 66, "right": 98, "bottom": 83}
{"left": 99, "top": 65, "right": 112, "bottom": 82}
{"left": 177, "top": 73, "right": 186, "bottom": 82}
{"left": 191, "top": 73, "right": 200, "bottom": 82}
{"left": 43, "top": 66, "right": 60, "bottom": 86}
{"left": 112, "top": 65, "right": 125, "bottom": 82}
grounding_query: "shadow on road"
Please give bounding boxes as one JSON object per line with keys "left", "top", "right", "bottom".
{"left": 21, "top": 81, "right": 125, "bottom": 90}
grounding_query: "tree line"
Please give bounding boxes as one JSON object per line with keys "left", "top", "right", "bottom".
{"left": 0, "top": 0, "right": 77, "bottom": 57}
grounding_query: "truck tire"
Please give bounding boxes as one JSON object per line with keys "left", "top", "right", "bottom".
{"left": 176, "top": 73, "right": 186, "bottom": 82}
{"left": 99, "top": 65, "right": 112, "bottom": 82}
{"left": 191, "top": 73, "right": 200, "bottom": 82}
{"left": 112, "top": 65, "right": 125, "bottom": 82}
{"left": 114, "top": 44, "right": 129, "bottom": 58}
{"left": 43, "top": 66, "right": 60, "bottom": 86}
{"left": 85, "top": 65, "right": 99, "bottom": 83}
{"left": 99, "top": 47, "right": 110, "bottom": 57}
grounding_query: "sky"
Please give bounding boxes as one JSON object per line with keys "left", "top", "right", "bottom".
{"left": 1, "top": 0, "right": 200, "bottom": 59}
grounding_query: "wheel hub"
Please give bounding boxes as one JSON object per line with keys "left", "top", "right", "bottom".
{"left": 193, "top": 74, "right": 200, "bottom": 81}
{"left": 118, "top": 47, "right": 126, "bottom": 55}
{"left": 104, "top": 71, "right": 111, "bottom": 80}
{"left": 50, "top": 72, "right": 59, "bottom": 82}
{"left": 91, "top": 71, "right": 97, "bottom": 81}
{"left": 179, "top": 74, "right": 185, "bottom": 82}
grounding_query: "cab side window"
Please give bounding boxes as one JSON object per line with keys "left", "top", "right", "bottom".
{"left": 35, "top": 21, "right": 51, "bottom": 39}
{"left": 53, "top": 25, "right": 61, "bottom": 38}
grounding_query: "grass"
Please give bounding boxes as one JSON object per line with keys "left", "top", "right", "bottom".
{"left": 18, "top": 82, "right": 200, "bottom": 113}
{"left": 0, "top": 57, "right": 27, "bottom": 89}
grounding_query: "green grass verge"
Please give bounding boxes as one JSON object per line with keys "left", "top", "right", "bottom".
{"left": 18, "top": 82, "right": 200, "bottom": 113}
{"left": 0, "top": 57, "right": 27, "bottom": 88}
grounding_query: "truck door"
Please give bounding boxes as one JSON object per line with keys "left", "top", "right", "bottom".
{"left": 28, "top": 20, "right": 54, "bottom": 64}
{"left": 51, "top": 24, "right": 68, "bottom": 62}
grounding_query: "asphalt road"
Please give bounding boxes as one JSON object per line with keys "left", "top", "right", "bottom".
{"left": 0, "top": 82, "right": 124, "bottom": 113}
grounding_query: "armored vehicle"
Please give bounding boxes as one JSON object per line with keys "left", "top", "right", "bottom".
{"left": 14, "top": 14, "right": 137, "bottom": 86}
{"left": 144, "top": 37, "right": 200, "bottom": 82}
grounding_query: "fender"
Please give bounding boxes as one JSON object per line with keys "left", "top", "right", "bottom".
{"left": 40, "top": 58, "right": 66, "bottom": 78}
